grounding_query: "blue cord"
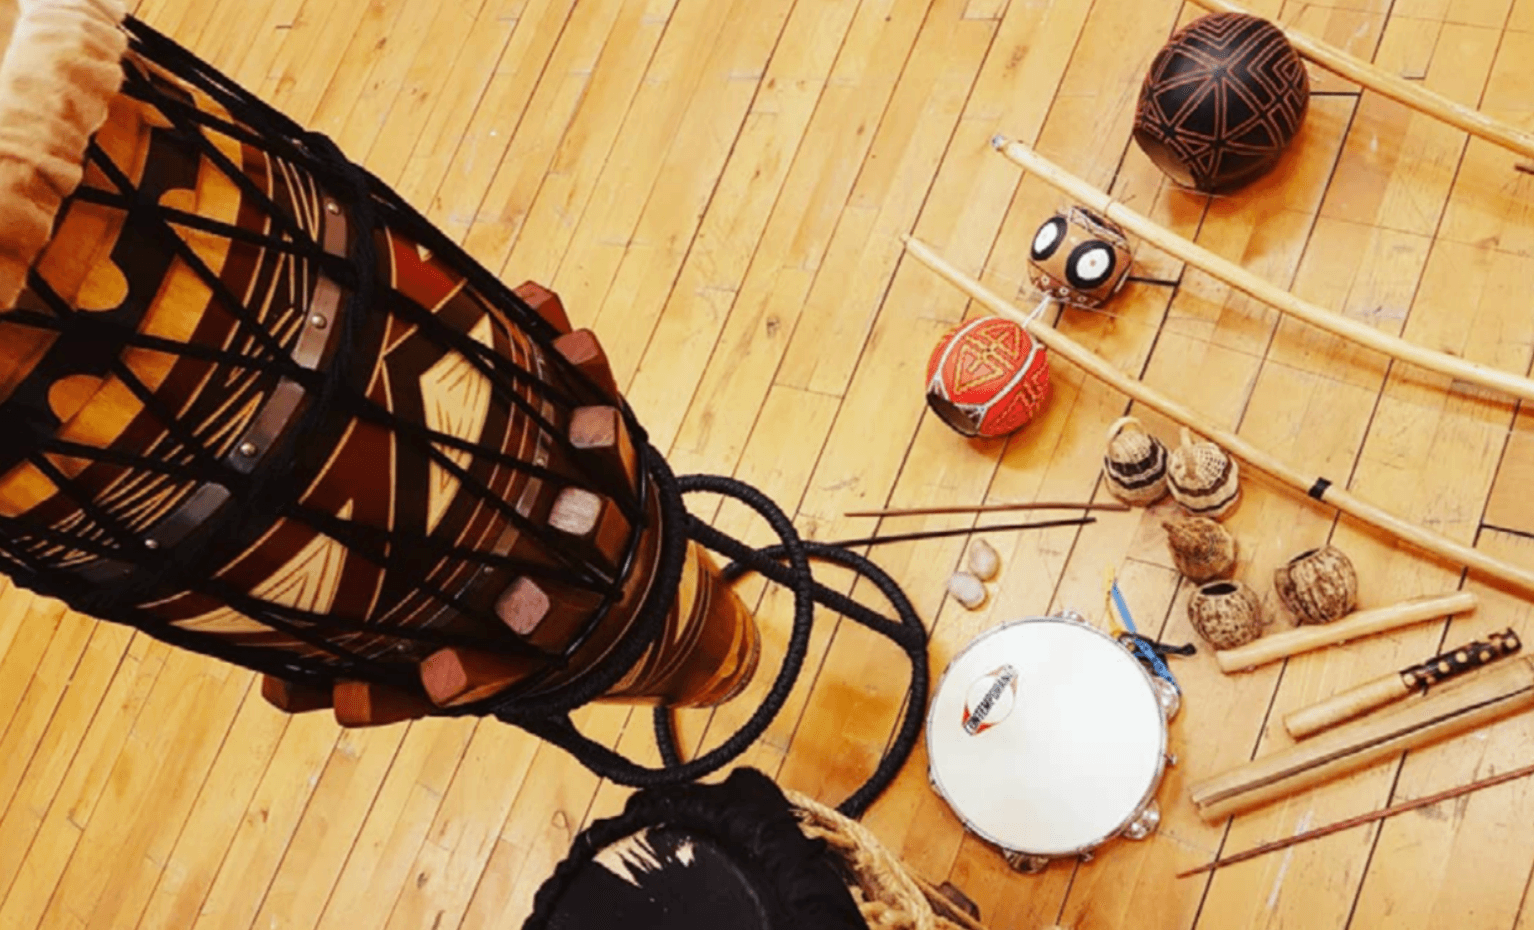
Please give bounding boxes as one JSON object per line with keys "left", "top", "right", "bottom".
{"left": 1110, "top": 580, "right": 1179, "bottom": 690}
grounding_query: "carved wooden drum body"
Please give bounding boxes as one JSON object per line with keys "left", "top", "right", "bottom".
{"left": 0, "top": 49, "right": 757, "bottom": 715}
{"left": 926, "top": 614, "right": 1178, "bottom": 872}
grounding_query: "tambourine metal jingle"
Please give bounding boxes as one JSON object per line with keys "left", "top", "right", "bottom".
{"left": 925, "top": 614, "right": 1172, "bottom": 870}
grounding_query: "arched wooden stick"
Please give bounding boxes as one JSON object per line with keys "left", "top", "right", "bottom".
{"left": 1188, "top": 0, "right": 1534, "bottom": 163}
{"left": 900, "top": 234, "right": 1534, "bottom": 598}
{"left": 991, "top": 136, "right": 1534, "bottom": 407}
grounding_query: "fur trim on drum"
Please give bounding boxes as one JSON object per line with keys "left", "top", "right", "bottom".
{"left": 0, "top": 0, "right": 128, "bottom": 309}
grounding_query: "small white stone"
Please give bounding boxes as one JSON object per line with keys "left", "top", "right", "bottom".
{"left": 948, "top": 571, "right": 987, "bottom": 610}
{"left": 967, "top": 539, "right": 1000, "bottom": 581}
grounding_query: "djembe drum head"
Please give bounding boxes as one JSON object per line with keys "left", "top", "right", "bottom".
{"left": 926, "top": 615, "right": 1170, "bottom": 864}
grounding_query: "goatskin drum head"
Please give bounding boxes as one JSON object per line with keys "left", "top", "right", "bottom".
{"left": 926, "top": 616, "right": 1166, "bottom": 858}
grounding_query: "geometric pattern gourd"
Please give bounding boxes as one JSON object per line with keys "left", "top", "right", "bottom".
{"left": 925, "top": 317, "right": 1051, "bottom": 439}
{"left": 1133, "top": 12, "right": 1309, "bottom": 194}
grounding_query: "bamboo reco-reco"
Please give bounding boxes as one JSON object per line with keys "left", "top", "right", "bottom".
{"left": 1187, "top": 0, "right": 1534, "bottom": 164}
{"left": 1215, "top": 591, "right": 1478, "bottom": 673}
{"left": 899, "top": 235, "right": 1534, "bottom": 600}
{"left": 990, "top": 136, "right": 1534, "bottom": 407}
{"left": 1190, "top": 656, "right": 1534, "bottom": 821}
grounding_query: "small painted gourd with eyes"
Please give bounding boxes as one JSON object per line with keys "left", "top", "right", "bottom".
{"left": 1027, "top": 206, "right": 1134, "bottom": 309}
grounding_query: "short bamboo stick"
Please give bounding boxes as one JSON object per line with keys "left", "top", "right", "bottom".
{"left": 1215, "top": 591, "right": 1477, "bottom": 673}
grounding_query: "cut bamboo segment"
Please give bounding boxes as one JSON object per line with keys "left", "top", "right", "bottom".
{"left": 901, "top": 235, "right": 1534, "bottom": 599}
{"left": 1189, "top": 656, "right": 1534, "bottom": 821}
{"left": 1283, "top": 672, "right": 1412, "bottom": 740}
{"left": 1282, "top": 628, "right": 1521, "bottom": 738}
{"left": 990, "top": 136, "right": 1534, "bottom": 406}
{"left": 1215, "top": 591, "right": 1477, "bottom": 672}
{"left": 1188, "top": 0, "right": 1534, "bottom": 163}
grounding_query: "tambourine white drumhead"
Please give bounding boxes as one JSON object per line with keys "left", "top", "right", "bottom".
{"left": 926, "top": 617, "right": 1166, "bottom": 857}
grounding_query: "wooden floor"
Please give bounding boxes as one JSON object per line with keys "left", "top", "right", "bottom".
{"left": 3, "top": 0, "right": 1534, "bottom": 926}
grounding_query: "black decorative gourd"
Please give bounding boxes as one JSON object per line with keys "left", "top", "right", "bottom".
{"left": 1133, "top": 12, "right": 1310, "bottom": 193}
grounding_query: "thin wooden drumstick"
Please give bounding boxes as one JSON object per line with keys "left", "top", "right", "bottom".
{"left": 825, "top": 517, "right": 1095, "bottom": 549}
{"left": 901, "top": 235, "right": 1534, "bottom": 599}
{"left": 1178, "top": 760, "right": 1534, "bottom": 877}
{"left": 844, "top": 501, "right": 1129, "bottom": 518}
{"left": 1188, "top": 0, "right": 1534, "bottom": 163}
{"left": 990, "top": 136, "right": 1534, "bottom": 407}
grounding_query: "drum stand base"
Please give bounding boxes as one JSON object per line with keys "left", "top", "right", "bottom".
{"left": 505, "top": 462, "right": 930, "bottom": 818}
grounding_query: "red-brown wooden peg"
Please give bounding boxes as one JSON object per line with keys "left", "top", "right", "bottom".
{"left": 569, "top": 405, "right": 639, "bottom": 489}
{"left": 514, "top": 280, "right": 572, "bottom": 334}
{"left": 420, "top": 647, "right": 537, "bottom": 707}
{"left": 260, "top": 674, "right": 333, "bottom": 713}
{"left": 332, "top": 680, "right": 435, "bottom": 727}
{"left": 548, "top": 487, "right": 632, "bottom": 575}
{"left": 552, "top": 329, "right": 619, "bottom": 400}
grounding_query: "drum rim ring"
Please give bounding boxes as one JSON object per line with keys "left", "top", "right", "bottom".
{"left": 925, "top": 613, "right": 1169, "bottom": 861}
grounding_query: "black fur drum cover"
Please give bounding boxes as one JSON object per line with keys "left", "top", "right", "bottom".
{"left": 1133, "top": 12, "right": 1310, "bottom": 193}
{"left": 523, "top": 769, "right": 867, "bottom": 930}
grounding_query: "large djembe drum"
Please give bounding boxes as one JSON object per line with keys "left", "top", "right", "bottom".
{"left": 0, "top": 2, "right": 925, "bottom": 799}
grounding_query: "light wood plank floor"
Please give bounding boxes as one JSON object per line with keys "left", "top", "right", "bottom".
{"left": 4, "top": 0, "right": 1534, "bottom": 927}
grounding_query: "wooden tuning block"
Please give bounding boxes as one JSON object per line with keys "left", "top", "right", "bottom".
{"left": 332, "top": 680, "right": 435, "bottom": 728}
{"left": 569, "top": 405, "right": 639, "bottom": 490}
{"left": 420, "top": 647, "right": 538, "bottom": 707}
{"left": 495, "top": 576, "right": 604, "bottom": 641}
{"left": 552, "top": 328, "right": 619, "bottom": 400}
{"left": 548, "top": 486, "right": 632, "bottom": 575}
{"left": 260, "top": 674, "right": 333, "bottom": 713}
{"left": 514, "top": 280, "right": 572, "bottom": 334}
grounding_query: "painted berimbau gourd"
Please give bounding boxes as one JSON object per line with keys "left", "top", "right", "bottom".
{"left": 925, "top": 316, "right": 1051, "bottom": 438}
{"left": 1133, "top": 12, "right": 1310, "bottom": 193}
{"left": 1027, "top": 206, "right": 1134, "bottom": 309}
